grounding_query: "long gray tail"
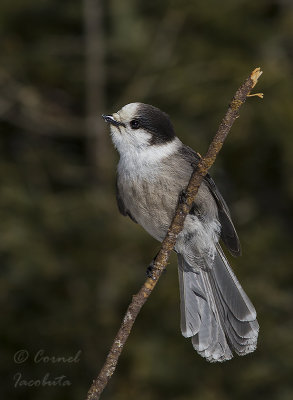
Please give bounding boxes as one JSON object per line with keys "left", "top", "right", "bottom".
{"left": 177, "top": 245, "right": 259, "bottom": 362}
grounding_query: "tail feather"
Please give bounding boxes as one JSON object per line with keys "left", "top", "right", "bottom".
{"left": 209, "top": 265, "right": 259, "bottom": 356}
{"left": 178, "top": 263, "right": 205, "bottom": 338}
{"left": 196, "top": 265, "right": 233, "bottom": 361}
{"left": 179, "top": 269, "right": 201, "bottom": 338}
{"left": 177, "top": 247, "right": 258, "bottom": 362}
{"left": 213, "top": 245, "right": 256, "bottom": 322}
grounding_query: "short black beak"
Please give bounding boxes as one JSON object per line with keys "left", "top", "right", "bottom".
{"left": 102, "top": 114, "right": 125, "bottom": 127}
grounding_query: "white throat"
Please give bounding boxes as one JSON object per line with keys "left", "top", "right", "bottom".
{"left": 118, "top": 137, "right": 181, "bottom": 179}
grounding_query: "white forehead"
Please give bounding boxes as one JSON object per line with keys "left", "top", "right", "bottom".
{"left": 117, "top": 102, "right": 140, "bottom": 121}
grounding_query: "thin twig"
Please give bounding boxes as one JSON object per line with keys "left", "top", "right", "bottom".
{"left": 85, "top": 68, "right": 263, "bottom": 400}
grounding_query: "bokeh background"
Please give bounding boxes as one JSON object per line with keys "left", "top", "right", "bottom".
{"left": 1, "top": 0, "right": 293, "bottom": 399}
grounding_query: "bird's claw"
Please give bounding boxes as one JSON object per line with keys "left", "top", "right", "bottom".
{"left": 179, "top": 189, "right": 188, "bottom": 204}
{"left": 146, "top": 261, "right": 166, "bottom": 280}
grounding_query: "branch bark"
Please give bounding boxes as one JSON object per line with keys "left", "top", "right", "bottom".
{"left": 85, "top": 68, "right": 263, "bottom": 400}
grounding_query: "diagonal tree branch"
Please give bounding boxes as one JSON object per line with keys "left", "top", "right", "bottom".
{"left": 85, "top": 68, "right": 263, "bottom": 400}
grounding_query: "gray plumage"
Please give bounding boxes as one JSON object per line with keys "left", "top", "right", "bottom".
{"left": 103, "top": 102, "right": 259, "bottom": 362}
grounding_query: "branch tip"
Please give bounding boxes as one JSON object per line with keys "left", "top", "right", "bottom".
{"left": 250, "top": 67, "right": 263, "bottom": 88}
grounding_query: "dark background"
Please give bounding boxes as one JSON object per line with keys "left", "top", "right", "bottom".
{"left": 1, "top": 0, "right": 293, "bottom": 399}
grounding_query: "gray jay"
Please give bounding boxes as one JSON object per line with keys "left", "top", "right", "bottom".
{"left": 102, "top": 102, "right": 259, "bottom": 362}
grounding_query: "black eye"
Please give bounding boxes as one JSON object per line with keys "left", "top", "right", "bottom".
{"left": 130, "top": 119, "right": 140, "bottom": 129}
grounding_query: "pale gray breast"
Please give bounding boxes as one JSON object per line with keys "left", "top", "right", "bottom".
{"left": 117, "top": 174, "right": 182, "bottom": 241}
{"left": 117, "top": 150, "right": 216, "bottom": 242}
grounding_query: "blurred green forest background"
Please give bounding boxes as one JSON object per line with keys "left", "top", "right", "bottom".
{"left": 1, "top": 0, "right": 293, "bottom": 399}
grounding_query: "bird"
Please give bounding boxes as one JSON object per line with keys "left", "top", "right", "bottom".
{"left": 102, "top": 102, "right": 259, "bottom": 362}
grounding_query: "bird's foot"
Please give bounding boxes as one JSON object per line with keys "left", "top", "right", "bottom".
{"left": 146, "top": 260, "right": 166, "bottom": 280}
{"left": 179, "top": 189, "right": 188, "bottom": 204}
